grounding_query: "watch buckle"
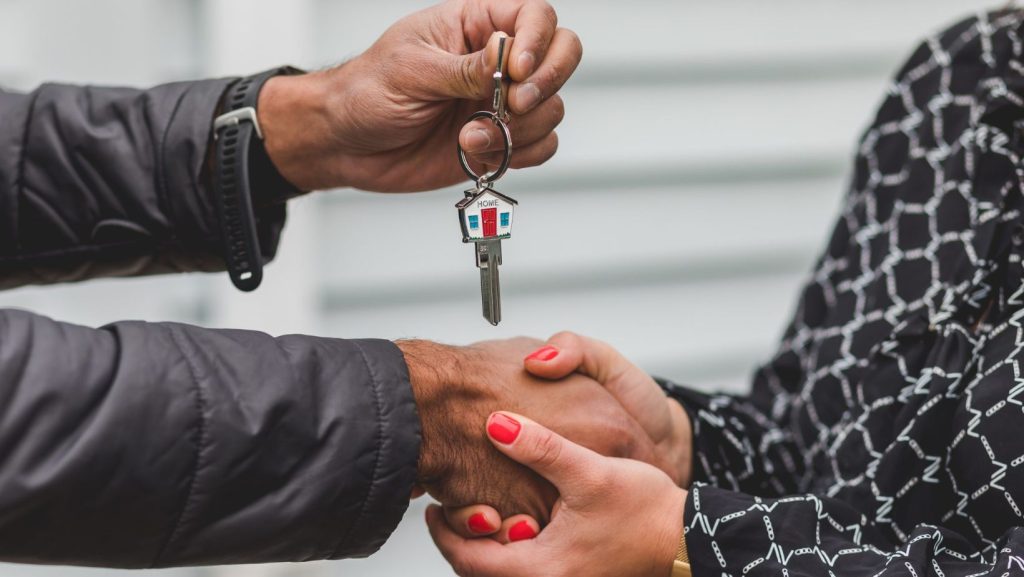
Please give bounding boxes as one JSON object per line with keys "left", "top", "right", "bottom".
{"left": 214, "top": 107, "right": 263, "bottom": 140}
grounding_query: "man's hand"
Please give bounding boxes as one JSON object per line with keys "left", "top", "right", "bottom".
{"left": 258, "top": 0, "right": 581, "bottom": 192}
{"left": 395, "top": 338, "right": 657, "bottom": 522}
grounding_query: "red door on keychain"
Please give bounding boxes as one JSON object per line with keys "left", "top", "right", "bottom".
{"left": 482, "top": 208, "right": 497, "bottom": 237}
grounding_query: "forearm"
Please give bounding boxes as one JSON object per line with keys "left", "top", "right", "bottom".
{"left": 258, "top": 70, "right": 345, "bottom": 192}
{"left": 0, "top": 309, "right": 419, "bottom": 567}
{"left": 0, "top": 80, "right": 286, "bottom": 288}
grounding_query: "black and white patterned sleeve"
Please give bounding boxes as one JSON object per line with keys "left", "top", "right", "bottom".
{"left": 683, "top": 485, "right": 1024, "bottom": 576}
{"left": 659, "top": 379, "right": 807, "bottom": 498}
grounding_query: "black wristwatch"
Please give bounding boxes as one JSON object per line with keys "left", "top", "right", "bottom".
{"left": 212, "top": 66, "right": 303, "bottom": 292}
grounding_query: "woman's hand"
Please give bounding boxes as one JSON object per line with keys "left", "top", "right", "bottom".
{"left": 427, "top": 412, "right": 686, "bottom": 577}
{"left": 524, "top": 332, "right": 694, "bottom": 487}
{"left": 259, "top": 0, "right": 580, "bottom": 192}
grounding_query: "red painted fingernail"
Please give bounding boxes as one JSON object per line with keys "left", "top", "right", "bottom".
{"left": 487, "top": 413, "right": 522, "bottom": 444}
{"left": 525, "top": 345, "right": 559, "bottom": 362}
{"left": 508, "top": 521, "right": 537, "bottom": 542}
{"left": 468, "top": 513, "right": 492, "bottom": 534}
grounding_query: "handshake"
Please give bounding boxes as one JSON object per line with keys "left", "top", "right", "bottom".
{"left": 398, "top": 332, "right": 694, "bottom": 577}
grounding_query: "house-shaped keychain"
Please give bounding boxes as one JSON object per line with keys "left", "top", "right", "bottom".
{"left": 456, "top": 187, "right": 518, "bottom": 243}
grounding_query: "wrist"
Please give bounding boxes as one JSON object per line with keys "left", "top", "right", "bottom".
{"left": 258, "top": 70, "right": 342, "bottom": 191}
{"left": 666, "top": 398, "right": 694, "bottom": 488}
{"left": 659, "top": 487, "right": 688, "bottom": 577}
{"left": 395, "top": 339, "right": 465, "bottom": 484}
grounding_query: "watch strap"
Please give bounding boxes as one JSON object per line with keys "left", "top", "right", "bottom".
{"left": 212, "top": 66, "right": 302, "bottom": 292}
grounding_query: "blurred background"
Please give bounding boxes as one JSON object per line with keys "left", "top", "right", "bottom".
{"left": 0, "top": 0, "right": 1001, "bottom": 575}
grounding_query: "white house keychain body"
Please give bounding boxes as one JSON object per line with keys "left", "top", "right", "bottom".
{"left": 456, "top": 37, "right": 518, "bottom": 326}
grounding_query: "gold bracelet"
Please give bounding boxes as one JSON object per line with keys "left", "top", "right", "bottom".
{"left": 669, "top": 528, "right": 691, "bottom": 577}
{"left": 675, "top": 530, "right": 689, "bottom": 564}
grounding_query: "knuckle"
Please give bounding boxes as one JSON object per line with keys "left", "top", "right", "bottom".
{"left": 604, "top": 416, "right": 639, "bottom": 458}
{"left": 538, "top": 53, "right": 571, "bottom": 93}
{"left": 528, "top": 138, "right": 558, "bottom": 166}
{"left": 541, "top": 68, "right": 563, "bottom": 94}
{"left": 539, "top": 2, "right": 558, "bottom": 28}
{"left": 542, "top": 133, "right": 559, "bottom": 160}
{"left": 510, "top": 335, "right": 541, "bottom": 348}
{"left": 550, "top": 96, "right": 565, "bottom": 125}
{"left": 530, "top": 431, "right": 564, "bottom": 470}
{"left": 451, "top": 554, "right": 479, "bottom": 577}
{"left": 550, "top": 329, "right": 577, "bottom": 342}
{"left": 548, "top": 329, "right": 579, "bottom": 351}
{"left": 439, "top": 51, "right": 482, "bottom": 99}
{"left": 459, "top": 57, "right": 480, "bottom": 96}
{"left": 567, "top": 30, "right": 583, "bottom": 60}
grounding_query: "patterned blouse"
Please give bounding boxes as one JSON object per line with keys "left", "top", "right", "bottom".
{"left": 665, "top": 11, "right": 1024, "bottom": 576}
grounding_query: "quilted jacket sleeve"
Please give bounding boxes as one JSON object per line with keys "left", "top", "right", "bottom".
{"left": 0, "top": 308, "right": 420, "bottom": 568}
{"left": 0, "top": 81, "right": 286, "bottom": 288}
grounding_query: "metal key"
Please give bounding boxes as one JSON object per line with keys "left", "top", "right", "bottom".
{"left": 454, "top": 36, "right": 518, "bottom": 325}
{"left": 477, "top": 238, "right": 502, "bottom": 324}
{"left": 457, "top": 185, "right": 517, "bottom": 325}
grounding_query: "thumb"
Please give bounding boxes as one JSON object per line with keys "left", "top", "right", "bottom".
{"left": 437, "top": 31, "right": 508, "bottom": 101}
{"left": 485, "top": 412, "right": 606, "bottom": 495}
{"left": 522, "top": 331, "right": 586, "bottom": 380}
{"left": 524, "top": 332, "right": 671, "bottom": 444}
{"left": 525, "top": 331, "right": 641, "bottom": 385}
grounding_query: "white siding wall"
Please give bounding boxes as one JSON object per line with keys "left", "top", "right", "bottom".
{"left": 0, "top": 1, "right": 1002, "bottom": 576}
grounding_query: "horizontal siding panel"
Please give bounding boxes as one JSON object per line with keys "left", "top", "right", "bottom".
{"left": 556, "top": 0, "right": 999, "bottom": 64}
{"left": 314, "top": 0, "right": 997, "bottom": 70}
{"left": 320, "top": 270, "right": 806, "bottom": 389}
{"left": 554, "top": 76, "right": 883, "bottom": 171}
{"left": 318, "top": 177, "right": 843, "bottom": 293}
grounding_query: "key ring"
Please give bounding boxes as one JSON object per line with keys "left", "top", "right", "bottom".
{"left": 457, "top": 111, "right": 512, "bottom": 188}
{"left": 457, "top": 35, "right": 513, "bottom": 189}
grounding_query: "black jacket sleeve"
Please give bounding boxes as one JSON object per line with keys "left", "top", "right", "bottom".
{"left": 0, "top": 80, "right": 286, "bottom": 288}
{"left": 0, "top": 308, "right": 421, "bottom": 568}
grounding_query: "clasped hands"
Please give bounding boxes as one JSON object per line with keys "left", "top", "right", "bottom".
{"left": 254, "top": 0, "right": 690, "bottom": 570}
{"left": 398, "top": 334, "right": 693, "bottom": 577}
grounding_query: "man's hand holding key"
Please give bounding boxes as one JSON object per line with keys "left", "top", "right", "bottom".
{"left": 256, "top": 0, "right": 581, "bottom": 194}
{"left": 454, "top": 35, "right": 520, "bottom": 325}
{"left": 255, "top": 0, "right": 579, "bottom": 324}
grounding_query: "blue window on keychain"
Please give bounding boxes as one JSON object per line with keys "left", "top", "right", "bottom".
{"left": 468, "top": 215, "right": 479, "bottom": 230}
{"left": 500, "top": 212, "right": 510, "bottom": 227}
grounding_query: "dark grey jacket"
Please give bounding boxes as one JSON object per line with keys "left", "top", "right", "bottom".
{"left": 0, "top": 79, "right": 421, "bottom": 567}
